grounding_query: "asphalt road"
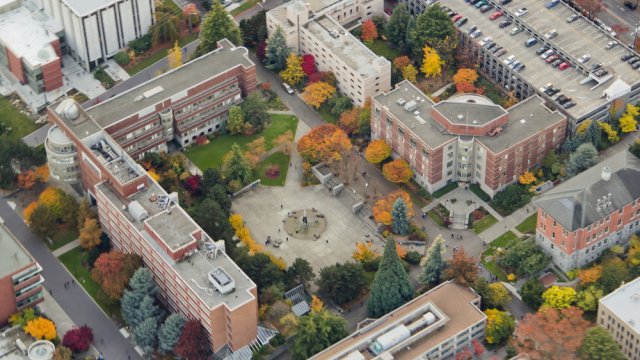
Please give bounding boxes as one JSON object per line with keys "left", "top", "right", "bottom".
{"left": 598, "top": 1, "right": 640, "bottom": 45}
{"left": 0, "top": 200, "right": 141, "bottom": 360}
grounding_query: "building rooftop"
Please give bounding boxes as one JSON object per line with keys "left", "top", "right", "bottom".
{"left": 311, "top": 281, "right": 485, "bottom": 360}
{"left": 444, "top": 0, "right": 640, "bottom": 120}
{"left": 85, "top": 39, "right": 254, "bottom": 128}
{"left": 599, "top": 276, "right": 640, "bottom": 334}
{"left": 0, "top": 223, "right": 35, "bottom": 279}
{"left": 0, "top": 6, "right": 61, "bottom": 68}
{"left": 433, "top": 100, "right": 506, "bottom": 127}
{"left": 535, "top": 151, "right": 640, "bottom": 231}
{"left": 50, "top": 98, "right": 102, "bottom": 139}
{"left": 58, "top": 0, "right": 124, "bottom": 16}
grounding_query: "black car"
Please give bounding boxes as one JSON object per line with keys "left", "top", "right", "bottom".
{"left": 499, "top": 19, "right": 512, "bottom": 28}
{"left": 624, "top": 1, "right": 637, "bottom": 10}
{"left": 468, "top": 25, "right": 478, "bottom": 34}
{"left": 500, "top": 0, "right": 512, "bottom": 4}
{"left": 622, "top": 53, "right": 634, "bottom": 61}
{"left": 555, "top": 94, "right": 568, "bottom": 103}
{"left": 591, "top": 63, "right": 602, "bottom": 71}
{"left": 629, "top": 56, "right": 640, "bottom": 65}
{"left": 491, "top": 46, "right": 503, "bottom": 54}
{"left": 633, "top": 62, "right": 640, "bottom": 69}
{"left": 486, "top": 42, "right": 497, "bottom": 50}
{"left": 536, "top": 46, "right": 550, "bottom": 55}
{"left": 563, "top": 101, "right": 576, "bottom": 109}
{"left": 545, "top": 87, "right": 560, "bottom": 96}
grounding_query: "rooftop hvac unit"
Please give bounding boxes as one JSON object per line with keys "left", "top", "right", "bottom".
{"left": 404, "top": 100, "right": 418, "bottom": 112}
{"left": 128, "top": 201, "right": 149, "bottom": 222}
{"left": 208, "top": 267, "right": 235, "bottom": 294}
{"left": 369, "top": 325, "right": 411, "bottom": 355}
{"left": 397, "top": 98, "right": 407, "bottom": 105}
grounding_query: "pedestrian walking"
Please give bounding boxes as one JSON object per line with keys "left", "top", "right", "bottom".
{"left": 451, "top": 233, "right": 454, "bottom": 239}
{"left": 101, "top": 338, "right": 104, "bottom": 344}
{"left": 278, "top": 228, "right": 281, "bottom": 233}
{"left": 326, "top": 239, "right": 329, "bottom": 244}
{"left": 281, "top": 204, "right": 283, "bottom": 210}
{"left": 49, "top": 289, "right": 52, "bottom": 295}
{"left": 526, "top": 208, "right": 529, "bottom": 213}
{"left": 72, "top": 279, "right": 75, "bottom": 285}
{"left": 286, "top": 237, "right": 289, "bottom": 242}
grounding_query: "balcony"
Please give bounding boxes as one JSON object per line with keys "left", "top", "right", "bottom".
{"left": 12, "top": 263, "right": 42, "bottom": 286}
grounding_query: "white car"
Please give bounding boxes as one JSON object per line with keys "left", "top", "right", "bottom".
{"left": 541, "top": 49, "right": 555, "bottom": 60}
{"left": 540, "top": 83, "right": 553, "bottom": 92}
{"left": 578, "top": 54, "right": 591, "bottom": 63}
{"left": 503, "top": 55, "right": 516, "bottom": 65}
{"left": 606, "top": 41, "right": 618, "bottom": 49}
{"left": 479, "top": 36, "right": 493, "bottom": 46}
{"left": 514, "top": 7, "right": 528, "bottom": 17}
{"left": 470, "top": 29, "right": 482, "bottom": 39}
{"left": 544, "top": 29, "right": 558, "bottom": 39}
{"left": 282, "top": 82, "right": 294, "bottom": 94}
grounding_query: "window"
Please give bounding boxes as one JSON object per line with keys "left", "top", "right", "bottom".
{"left": 422, "top": 148, "right": 429, "bottom": 156}
{"left": 385, "top": 116, "right": 392, "bottom": 126}
{"left": 398, "top": 127, "right": 405, "bottom": 136}
{"left": 409, "top": 138, "right": 417, "bottom": 147}
{"left": 447, "top": 161, "right": 453, "bottom": 168}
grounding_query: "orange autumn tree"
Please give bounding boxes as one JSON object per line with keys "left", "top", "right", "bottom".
{"left": 382, "top": 159, "right": 413, "bottom": 183}
{"left": 24, "top": 317, "right": 56, "bottom": 340}
{"left": 518, "top": 171, "right": 536, "bottom": 185}
{"left": 35, "top": 164, "right": 49, "bottom": 183}
{"left": 365, "top": 139, "right": 392, "bottom": 164}
{"left": 373, "top": 190, "right": 414, "bottom": 225}
{"left": 302, "top": 81, "right": 336, "bottom": 108}
{"left": 297, "top": 124, "right": 352, "bottom": 164}
{"left": 23, "top": 202, "right": 38, "bottom": 225}
{"left": 352, "top": 241, "right": 381, "bottom": 262}
{"left": 244, "top": 137, "right": 266, "bottom": 168}
{"left": 91, "top": 251, "right": 141, "bottom": 300}
{"left": 578, "top": 265, "right": 602, "bottom": 285}
{"left": 393, "top": 56, "right": 411, "bottom": 70}
{"left": 453, "top": 68, "right": 479, "bottom": 93}
{"left": 361, "top": 19, "right": 378, "bottom": 45}
{"left": 338, "top": 108, "right": 360, "bottom": 135}
{"left": 17, "top": 170, "right": 37, "bottom": 190}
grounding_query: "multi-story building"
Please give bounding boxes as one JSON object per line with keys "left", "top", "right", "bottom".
{"left": 80, "top": 38, "right": 255, "bottom": 160}
{"left": 266, "top": 0, "right": 390, "bottom": 107}
{"left": 401, "top": 0, "right": 640, "bottom": 131}
{"left": 311, "top": 281, "right": 486, "bottom": 360}
{"left": 39, "top": 0, "right": 154, "bottom": 70}
{"left": 0, "top": 0, "right": 64, "bottom": 93}
{"left": 372, "top": 81, "right": 566, "bottom": 197}
{"left": 0, "top": 223, "right": 44, "bottom": 326}
{"left": 535, "top": 151, "right": 640, "bottom": 272}
{"left": 597, "top": 276, "right": 640, "bottom": 360}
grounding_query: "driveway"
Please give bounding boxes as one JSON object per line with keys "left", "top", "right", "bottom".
{"left": 0, "top": 199, "right": 141, "bottom": 360}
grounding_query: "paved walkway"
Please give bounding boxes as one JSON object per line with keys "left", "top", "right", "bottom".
{"left": 52, "top": 239, "right": 80, "bottom": 257}
{"left": 22, "top": 123, "right": 52, "bottom": 148}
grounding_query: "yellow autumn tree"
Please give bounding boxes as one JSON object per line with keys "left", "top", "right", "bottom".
{"left": 280, "top": 53, "right": 304, "bottom": 86}
{"left": 619, "top": 104, "right": 639, "bottom": 133}
{"left": 352, "top": 242, "right": 381, "bottom": 262}
{"left": 576, "top": 119, "right": 592, "bottom": 135}
{"left": 382, "top": 159, "right": 413, "bottom": 183}
{"left": 310, "top": 295, "right": 324, "bottom": 312}
{"left": 421, "top": 46, "right": 443, "bottom": 78}
{"left": 597, "top": 121, "right": 619, "bottom": 142}
{"left": 24, "top": 317, "right": 56, "bottom": 340}
{"left": 364, "top": 139, "right": 391, "bottom": 164}
{"left": 167, "top": 41, "right": 183, "bottom": 69}
{"left": 265, "top": 251, "right": 287, "bottom": 270}
{"left": 302, "top": 81, "right": 336, "bottom": 108}
{"left": 79, "top": 218, "right": 102, "bottom": 250}
{"left": 23, "top": 202, "right": 38, "bottom": 225}
{"left": 35, "top": 164, "right": 50, "bottom": 183}
{"left": 402, "top": 64, "right": 418, "bottom": 84}
{"left": 518, "top": 171, "right": 536, "bottom": 185}
{"left": 229, "top": 213, "right": 244, "bottom": 231}
{"left": 147, "top": 169, "right": 160, "bottom": 182}
{"left": 542, "top": 286, "right": 577, "bottom": 309}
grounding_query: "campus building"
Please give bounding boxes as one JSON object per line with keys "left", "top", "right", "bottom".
{"left": 0, "top": 0, "right": 64, "bottom": 93}
{"left": 372, "top": 81, "right": 566, "bottom": 197}
{"left": 266, "top": 0, "right": 391, "bottom": 107}
{"left": 597, "top": 276, "right": 640, "bottom": 360}
{"left": 535, "top": 151, "right": 640, "bottom": 272}
{"left": 39, "top": 0, "right": 155, "bottom": 70}
{"left": 401, "top": 0, "right": 640, "bottom": 131}
{"left": 44, "top": 40, "right": 267, "bottom": 356}
{"left": 0, "top": 223, "right": 44, "bottom": 326}
{"left": 311, "top": 281, "right": 486, "bottom": 360}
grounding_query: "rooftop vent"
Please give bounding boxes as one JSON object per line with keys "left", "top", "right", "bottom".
{"left": 127, "top": 201, "right": 149, "bottom": 222}
{"left": 397, "top": 98, "right": 407, "bottom": 105}
{"left": 136, "top": 86, "right": 165, "bottom": 102}
{"left": 404, "top": 100, "right": 417, "bottom": 112}
{"left": 208, "top": 267, "right": 235, "bottom": 294}
{"left": 601, "top": 165, "right": 611, "bottom": 181}
{"left": 457, "top": 114, "right": 464, "bottom": 121}
{"left": 329, "top": 29, "right": 340, "bottom": 38}
{"left": 519, "top": 119, "right": 526, "bottom": 124}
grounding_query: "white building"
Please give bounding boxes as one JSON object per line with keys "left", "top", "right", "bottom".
{"left": 266, "top": 0, "right": 390, "bottom": 107}
{"left": 598, "top": 276, "right": 640, "bottom": 360}
{"left": 39, "top": 0, "right": 154, "bottom": 70}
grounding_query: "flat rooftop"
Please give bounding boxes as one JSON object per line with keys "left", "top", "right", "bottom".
{"left": 444, "top": 0, "right": 640, "bottom": 119}
{"left": 600, "top": 276, "right": 640, "bottom": 334}
{"left": 312, "top": 281, "right": 485, "bottom": 359}
{"left": 0, "top": 224, "right": 34, "bottom": 279}
{"left": 433, "top": 100, "right": 507, "bottom": 126}
{"left": 50, "top": 98, "right": 102, "bottom": 139}
{"left": 59, "top": 0, "right": 122, "bottom": 16}
{"left": 86, "top": 39, "right": 254, "bottom": 128}
{"left": 0, "top": 6, "right": 61, "bottom": 68}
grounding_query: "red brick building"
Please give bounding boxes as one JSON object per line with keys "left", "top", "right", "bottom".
{"left": 0, "top": 223, "right": 44, "bottom": 326}
{"left": 535, "top": 151, "right": 640, "bottom": 271}
{"left": 371, "top": 81, "right": 567, "bottom": 197}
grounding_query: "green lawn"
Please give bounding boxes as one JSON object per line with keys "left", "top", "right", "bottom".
{"left": 0, "top": 97, "right": 38, "bottom": 141}
{"left": 472, "top": 214, "right": 498, "bottom": 234}
{"left": 186, "top": 114, "right": 298, "bottom": 170}
{"left": 126, "top": 34, "right": 199, "bottom": 75}
{"left": 428, "top": 210, "right": 445, "bottom": 227}
{"left": 49, "top": 226, "right": 78, "bottom": 250}
{"left": 432, "top": 182, "right": 458, "bottom": 198}
{"left": 58, "top": 248, "right": 122, "bottom": 320}
{"left": 481, "top": 231, "right": 519, "bottom": 281}
{"left": 255, "top": 151, "right": 290, "bottom": 186}
{"left": 367, "top": 39, "right": 402, "bottom": 60}
{"left": 230, "top": 0, "right": 260, "bottom": 16}
{"left": 516, "top": 214, "right": 538, "bottom": 234}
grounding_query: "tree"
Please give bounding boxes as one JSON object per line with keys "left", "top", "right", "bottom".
{"left": 402, "top": 64, "right": 418, "bottom": 83}
{"left": 79, "top": 218, "right": 102, "bottom": 250}
{"left": 575, "top": 285, "right": 604, "bottom": 312}
{"left": 421, "top": 46, "right": 443, "bottom": 77}
{"left": 566, "top": 143, "right": 599, "bottom": 177}
{"left": 444, "top": 247, "right": 477, "bottom": 286}
{"left": 393, "top": 56, "right": 411, "bottom": 70}
{"left": 235, "top": 250, "right": 285, "bottom": 290}
{"left": 133, "top": 317, "right": 158, "bottom": 358}
{"left": 410, "top": 5, "right": 456, "bottom": 61}
{"left": 151, "top": 12, "right": 180, "bottom": 45}
{"left": 497, "top": 240, "right": 549, "bottom": 277}
{"left": 491, "top": 184, "right": 533, "bottom": 215}
{"left": 598, "top": 121, "right": 619, "bottom": 142}
{"left": 373, "top": 190, "right": 414, "bottom": 225}
{"left": 77, "top": 199, "right": 91, "bottom": 229}
{"left": 627, "top": 234, "right": 640, "bottom": 268}
{"left": 28, "top": 205, "right": 56, "bottom": 239}
{"left": 23, "top": 202, "right": 39, "bottom": 225}
{"left": 482, "top": 281, "right": 511, "bottom": 309}
{"left": 302, "top": 81, "right": 336, "bottom": 109}
{"left": 518, "top": 171, "right": 536, "bottom": 185}
{"left": 53, "top": 346, "right": 72, "bottom": 360}
{"left": 579, "top": 327, "right": 626, "bottom": 360}
{"left": 575, "top": 0, "right": 604, "bottom": 18}
{"left": 175, "top": 320, "right": 211, "bottom": 360}
{"left": 310, "top": 295, "right": 324, "bottom": 313}
{"left": 9, "top": 308, "right": 36, "bottom": 328}
{"left": 352, "top": 241, "right": 381, "bottom": 263}
{"left": 391, "top": 198, "right": 411, "bottom": 235}
{"left": 361, "top": 19, "right": 378, "bottom": 45}
{"left": 226, "top": 106, "right": 244, "bottom": 135}
{"left": 280, "top": 53, "right": 304, "bottom": 86}
{"left": 167, "top": 41, "right": 183, "bottom": 69}
{"left": 542, "top": 150, "right": 562, "bottom": 176}
{"left": 382, "top": 159, "right": 412, "bottom": 183}
{"left": 513, "top": 307, "right": 589, "bottom": 359}
{"left": 630, "top": 138, "right": 640, "bottom": 159}
{"left": 293, "top": 309, "right": 348, "bottom": 360}
{"left": 317, "top": 262, "right": 366, "bottom": 305}
{"left": 273, "top": 130, "right": 294, "bottom": 155}
{"left": 519, "top": 278, "right": 545, "bottom": 310}
{"left": 222, "top": 143, "right": 253, "bottom": 185}
{"left": 91, "top": 251, "right": 142, "bottom": 300}
{"left": 578, "top": 265, "right": 602, "bottom": 285}
{"left": 286, "top": 257, "right": 315, "bottom": 288}
{"left": 122, "top": 269, "right": 158, "bottom": 329}
{"left": 453, "top": 68, "right": 479, "bottom": 86}
{"left": 619, "top": 104, "right": 638, "bottom": 133}
{"left": 301, "top": 54, "right": 317, "bottom": 77}
{"left": 365, "top": 139, "right": 392, "bottom": 164}
{"left": 420, "top": 235, "right": 446, "bottom": 287}
{"left": 385, "top": 4, "right": 411, "bottom": 48}
{"left": 244, "top": 137, "right": 266, "bottom": 168}
{"left": 239, "top": 10, "right": 266, "bottom": 47}
{"left": 24, "top": 317, "right": 56, "bottom": 340}
{"left": 196, "top": 1, "right": 242, "bottom": 56}
{"left": 455, "top": 81, "right": 476, "bottom": 93}
{"left": 338, "top": 108, "right": 359, "bottom": 135}
{"left": 598, "top": 257, "right": 630, "bottom": 293}
{"left": 484, "top": 309, "right": 515, "bottom": 345}
{"left": 158, "top": 313, "right": 185, "bottom": 354}
{"left": 62, "top": 326, "right": 93, "bottom": 353}
{"left": 17, "top": 170, "right": 37, "bottom": 190}
{"left": 367, "top": 238, "right": 414, "bottom": 317}
{"left": 265, "top": 26, "right": 289, "bottom": 71}
{"left": 134, "top": 295, "right": 163, "bottom": 329}
{"left": 542, "top": 286, "right": 577, "bottom": 309}
{"left": 241, "top": 92, "right": 269, "bottom": 132}
{"left": 297, "top": 124, "right": 352, "bottom": 164}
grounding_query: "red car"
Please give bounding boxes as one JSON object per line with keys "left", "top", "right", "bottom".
{"left": 559, "top": 62, "right": 571, "bottom": 70}
{"left": 489, "top": 11, "right": 503, "bottom": 20}
{"left": 545, "top": 55, "right": 559, "bottom": 63}
{"left": 452, "top": 14, "right": 463, "bottom": 22}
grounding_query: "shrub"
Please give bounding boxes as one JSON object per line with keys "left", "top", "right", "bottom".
{"left": 114, "top": 52, "right": 130, "bottom": 66}
{"left": 62, "top": 326, "right": 93, "bottom": 353}
{"left": 404, "top": 251, "right": 422, "bottom": 265}
{"left": 470, "top": 183, "right": 491, "bottom": 202}
{"left": 128, "top": 34, "right": 152, "bottom": 54}
{"left": 362, "top": 257, "right": 381, "bottom": 272}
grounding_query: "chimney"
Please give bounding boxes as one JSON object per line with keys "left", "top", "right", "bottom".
{"left": 601, "top": 165, "right": 611, "bottom": 181}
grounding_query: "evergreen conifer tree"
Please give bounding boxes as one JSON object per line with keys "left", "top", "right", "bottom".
{"left": 133, "top": 317, "right": 158, "bottom": 359}
{"left": 419, "top": 235, "right": 445, "bottom": 287}
{"left": 385, "top": 4, "right": 411, "bottom": 48}
{"left": 265, "top": 26, "right": 290, "bottom": 71}
{"left": 391, "top": 197, "right": 410, "bottom": 235}
{"left": 158, "top": 313, "right": 185, "bottom": 354}
{"left": 195, "top": 1, "right": 242, "bottom": 56}
{"left": 367, "top": 238, "right": 414, "bottom": 317}
{"left": 134, "top": 295, "right": 163, "bottom": 329}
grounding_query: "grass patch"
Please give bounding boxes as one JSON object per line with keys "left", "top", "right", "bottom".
{"left": 230, "top": 0, "right": 260, "bottom": 16}
{"left": 432, "top": 182, "right": 458, "bottom": 198}
{"left": 256, "top": 151, "right": 290, "bottom": 186}
{"left": 480, "top": 231, "right": 519, "bottom": 281}
{"left": 428, "top": 210, "right": 445, "bottom": 227}
{"left": 470, "top": 183, "right": 491, "bottom": 202}
{"left": 49, "top": 226, "right": 78, "bottom": 251}
{"left": 0, "top": 97, "right": 38, "bottom": 141}
{"left": 482, "top": 259, "right": 508, "bottom": 281}
{"left": 186, "top": 114, "right": 298, "bottom": 170}
{"left": 516, "top": 214, "right": 538, "bottom": 234}
{"left": 366, "top": 39, "right": 402, "bottom": 60}
{"left": 94, "top": 67, "right": 115, "bottom": 88}
{"left": 58, "top": 248, "right": 122, "bottom": 321}
{"left": 472, "top": 214, "right": 498, "bottom": 234}
{"left": 126, "top": 34, "right": 199, "bottom": 75}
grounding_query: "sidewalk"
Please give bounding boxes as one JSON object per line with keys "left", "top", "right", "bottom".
{"left": 52, "top": 239, "right": 80, "bottom": 257}
{"left": 478, "top": 202, "right": 536, "bottom": 243}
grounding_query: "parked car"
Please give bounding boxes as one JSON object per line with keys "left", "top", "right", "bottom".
{"left": 499, "top": 19, "right": 512, "bottom": 28}
{"left": 470, "top": 29, "right": 483, "bottom": 39}
{"left": 475, "top": 1, "right": 487, "bottom": 8}
{"left": 545, "top": 55, "right": 559, "bottom": 63}
{"left": 540, "top": 83, "right": 554, "bottom": 92}
{"left": 622, "top": 53, "right": 635, "bottom": 61}
{"left": 558, "top": 62, "right": 571, "bottom": 70}
{"left": 544, "top": 29, "right": 558, "bottom": 39}
{"left": 511, "top": 27, "right": 524, "bottom": 35}
{"left": 489, "top": 10, "right": 503, "bottom": 20}
{"left": 541, "top": 49, "right": 555, "bottom": 59}
{"left": 455, "top": 17, "right": 468, "bottom": 27}
{"left": 514, "top": 8, "right": 528, "bottom": 16}
{"left": 624, "top": 0, "right": 637, "bottom": 10}
{"left": 566, "top": 14, "right": 579, "bottom": 23}
{"left": 452, "top": 14, "right": 463, "bottom": 22}
{"left": 503, "top": 54, "right": 516, "bottom": 64}
{"left": 282, "top": 82, "right": 294, "bottom": 94}
{"left": 486, "top": 42, "right": 496, "bottom": 50}
{"left": 606, "top": 41, "right": 618, "bottom": 49}
{"left": 552, "top": 59, "right": 564, "bottom": 67}
{"left": 632, "top": 62, "right": 640, "bottom": 69}
{"left": 509, "top": 60, "right": 521, "bottom": 69}
{"left": 547, "top": 0, "right": 560, "bottom": 8}
{"left": 468, "top": 25, "right": 478, "bottom": 34}
{"left": 536, "top": 46, "right": 550, "bottom": 55}
{"left": 479, "top": 36, "right": 493, "bottom": 46}
{"left": 525, "top": 38, "right": 538, "bottom": 47}
{"left": 500, "top": 0, "right": 512, "bottom": 4}
{"left": 514, "top": 63, "right": 526, "bottom": 72}
{"left": 491, "top": 46, "right": 503, "bottom": 54}
{"left": 591, "top": 63, "right": 602, "bottom": 71}
{"left": 556, "top": 94, "right": 569, "bottom": 104}
{"left": 495, "top": 48, "right": 507, "bottom": 57}
{"left": 628, "top": 56, "right": 640, "bottom": 64}
{"left": 480, "top": 5, "right": 492, "bottom": 13}
{"left": 578, "top": 54, "right": 591, "bottom": 63}
{"left": 563, "top": 101, "right": 576, "bottom": 109}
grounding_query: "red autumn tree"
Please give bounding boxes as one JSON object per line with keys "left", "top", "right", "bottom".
{"left": 513, "top": 306, "right": 589, "bottom": 359}
{"left": 184, "top": 175, "right": 201, "bottom": 195}
{"left": 17, "top": 170, "right": 37, "bottom": 190}
{"left": 91, "top": 251, "right": 141, "bottom": 300}
{"left": 455, "top": 348, "right": 473, "bottom": 360}
{"left": 297, "top": 124, "right": 352, "bottom": 164}
{"left": 575, "top": 0, "right": 603, "bottom": 18}
{"left": 611, "top": 23, "right": 629, "bottom": 35}
{"left": 361, "top": 19, "right": 378, "bottom": 44}
{"left": 471, "top": 339, "right": 485, "bottom": 356}
{"left": 393, "top": 56, "right": 411, "bottom": 70}
{"left": 62, "top": 326, "right": 93, "bottom": 353}
{"left": 444, "top": 247, "right": 478, "bottom": 286}
{"left": 174, "top": 320, "right": 210, "bottom": 360}
{"left": 382, "top": 159, "right": 413, "bottom": 183}
{"left": 301, "top": 54, "right": 317, "bottom": 77}
{"left": 308, "top": 72, "right": 322, "bottom": 83}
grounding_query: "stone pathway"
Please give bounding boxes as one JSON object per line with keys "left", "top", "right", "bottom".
{"left": 52, "top": 238, "right": 80, "bottom": 257}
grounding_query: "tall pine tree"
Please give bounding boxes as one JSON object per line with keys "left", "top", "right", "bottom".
{"left": 385, "top": 4, "right": 411, "bottom": 49}
{"left": 367, "top": 238, "right": 414, "bottom": 317}
{"left": 195, "top": 1, "right": 242, "bottom": 57}
{"left": 419, "top": 234, "right": 445, "bottom": 287}
{"left": 391, "top": 197, "right": 410, "bottom": 235}
{"left": 158, "top": 313, "right": 185, "bottom": 354}
{"left": 265, "top": 26, "right": 290, "bottom": 71}
{"left": 583, "top": 120, "right": 601, "bottom": 149}
{"left": 133, "top": 317, "right": 158, "bottom": 359}
{"left": 121, "top": 268, "right": 158, "bottom": 328}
